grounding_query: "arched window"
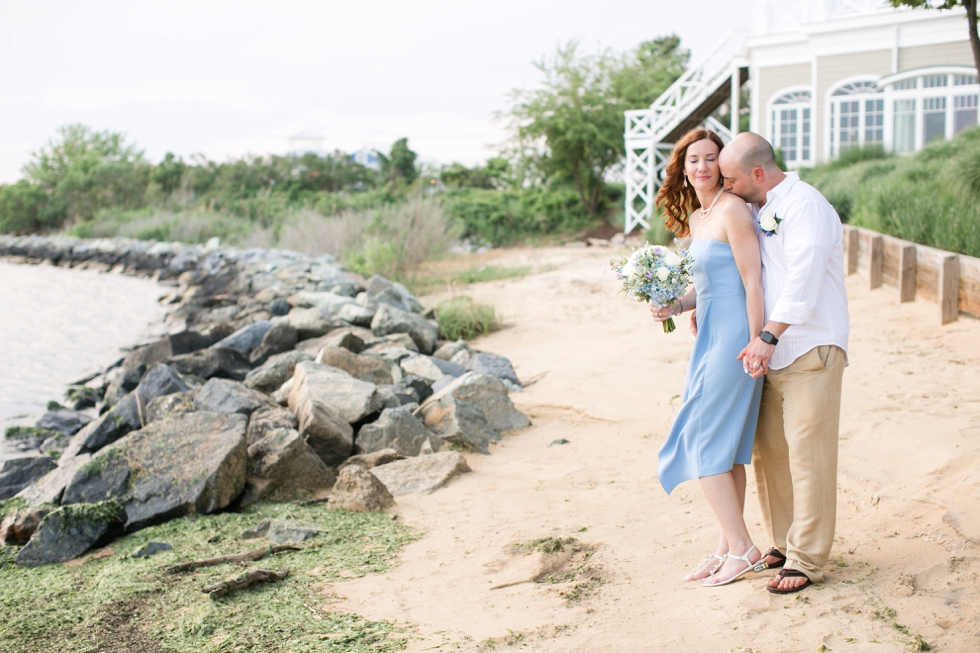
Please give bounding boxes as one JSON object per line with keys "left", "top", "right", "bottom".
{"left": 769, "top": 89, "right": 813, "bottom": 166}
{"left": 828, "top": 79, "right": 883, "bottom": 158}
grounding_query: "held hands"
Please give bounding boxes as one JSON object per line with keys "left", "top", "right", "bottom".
{"left": 737, "top": 337, "right": 775, "bottom": 378}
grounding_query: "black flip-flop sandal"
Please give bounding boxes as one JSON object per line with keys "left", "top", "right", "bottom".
{"left": 767, "top": 568, "right": 812, "bottom": 594}
{"left": 763, "top": 547, "right": 786, "bottom": 569}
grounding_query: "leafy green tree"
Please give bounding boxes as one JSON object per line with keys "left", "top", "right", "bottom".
{"left": 22, "top": 123, "right": 150, "bottom": 226}
{"left": 153, "top": 152, "right": 186, "bottom": 195}
{"left": 0, "top": 180, "right": 49, "bottom": 232}
{"left": 890, "top": 1, "right": 980, "bottom": 78}
{"left": 504, "top": 37, "right": 687, "bottom": 217}
{"left": 376, "top": 138, "right": 418, "bottom": 185}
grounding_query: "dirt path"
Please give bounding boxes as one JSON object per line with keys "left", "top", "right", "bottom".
{"left": 326, "top": 246, "right": 980, "bottom": 652}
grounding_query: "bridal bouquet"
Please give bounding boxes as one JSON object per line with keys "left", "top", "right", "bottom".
{"left": 611, "top": 243, "right": 694, "bottom": 333}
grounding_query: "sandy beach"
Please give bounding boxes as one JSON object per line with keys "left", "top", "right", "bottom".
{"left": 323, "top": 245, "right": 980, "bottom": 652}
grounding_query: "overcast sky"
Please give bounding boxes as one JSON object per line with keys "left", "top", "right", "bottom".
{"left": 0, "top": 1, "right": 752, "bottom": 183}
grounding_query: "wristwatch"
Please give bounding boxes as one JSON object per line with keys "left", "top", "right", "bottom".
{"left": 759, "top": 330, "right": 779, "bottom": 345}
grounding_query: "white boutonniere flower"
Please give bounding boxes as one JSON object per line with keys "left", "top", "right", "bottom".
{"left": 758, "top": 211, "right": 782, "bottom": 237}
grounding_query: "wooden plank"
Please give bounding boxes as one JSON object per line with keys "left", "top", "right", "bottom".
{"left": 958, "top": 254, "right": 980, "bottom": 319}
{"left": 939, "top": 254, "right": 960, "bottom": 325}
{"left": 846, "top": 228, "right": 859, "bottom": 275}
{"left": 869, "top": 235, "right": 884, "bottom": 289}
{"left": 898, "top": 244, "right": 916, "bottom": 303}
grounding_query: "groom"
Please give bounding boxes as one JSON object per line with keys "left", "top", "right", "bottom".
{"left": 718, "top": 132, "right": 849, "bottom": 594}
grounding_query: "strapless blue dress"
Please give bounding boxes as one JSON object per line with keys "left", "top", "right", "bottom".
{"left": 657, "top": 239, "right": 763, "bottom": 494}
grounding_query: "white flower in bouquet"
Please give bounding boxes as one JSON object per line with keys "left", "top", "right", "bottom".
{"left": 656, "top": 266, "right": 670, "bottom": 282}
{"left": 664, "top": 251, "right": 682, "bottom": 267}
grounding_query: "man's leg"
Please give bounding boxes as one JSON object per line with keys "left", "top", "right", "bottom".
{"left": 753, "top": 375, "right": 794, "bottom": 564}
{"left": 774, "top": 345, "right": 846, "bottom": 587}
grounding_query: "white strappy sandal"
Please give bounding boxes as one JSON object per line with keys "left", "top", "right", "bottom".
{"left": 682, "top": 553, "right": 727, "bottom": 581}
{"left": 701, "top": 545, "right": 767, "bottom": 587}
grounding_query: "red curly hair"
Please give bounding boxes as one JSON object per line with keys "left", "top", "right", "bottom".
{"left": 654, "top": 129, "right": 725, "bottom": 238}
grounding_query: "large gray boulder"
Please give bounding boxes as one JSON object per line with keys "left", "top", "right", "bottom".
{"left": 15, "top": 501, "right": 126, "bottom": 567}
{"left": 194, "top": 378, "right": 274, "bottom": 416}
{"left": 465, "top": 353, "right": 521, "bottom": 387}
{"left": 336, "top": 303, "right": 376, "bottom": 327}
{"left": 168, "top": 347, "right": 250, "bottom": 381}
{"left": 244, "top": 350, "right": 313, "bottom": 394}
{"left": 246, "top": 406, "right": 298, "bottom": 445}
{"left": 315, "top": 346, "right": 393, "bottom": 385}
{"left": 0, "top": 456, "right": 58, "bottom": 500}
{"left": 339, "top": 448, "right": 405, "bottom": 471}
{"left": 372, "top": 451, "right": 471, "bottom": 496}
{"left": 60, "top": 412, "right": 247, "bottom": 531}
{"left": 61, "top": 392, "right": 142, "bottom": 458}
{"left": 36, "top": 410, "right": 92, "bottom": 436}
{"left": 435, "top": 372, "right": 530, "bottom": 432}
{"left": 371, "top": 304, "right": 438, "bottom": 355}
{"left": 328, "top": 465, "right": 394, "bottom": 513}
{"left": 288, "top": 291, "right": 356, "bottom": 316}
{"left": 316, "top": 328, "right": 368, "bottom": 354}
{"left": 356, "top": 406, "right": 434, "bottom": 457}
{"left": 211, "top": 320, "right": 273, "bottom": 357}
{"left": 287, "top": 362, "right": 355, "bottom": 466}
{"left": 0, "top": 506, "right": 51, "bottom": 542}
{"left": 248, "top": 321, "right": 298, "bottom": 366}
{"left": 135, "top": 364, "right": 190, "bottom": 402}
{"left": 146, "top": 391, "right": 197, "bottom": 423}
{"left": 420, "top": 395, "right": 498, "bottom": 455}
{"left": 240, "top": 428, "right": 336, "bottom": 507}
{"left": 432, "top": 339, "right": 472, "bottom": 362}
{"left": 289, "top": 361, "right": 381, "bottom": 425}
{"left": 16, "top": 454, "right": 92, "bottom": 506}
{"left": 280, "top": 308, "right": 341, "bottom": 340}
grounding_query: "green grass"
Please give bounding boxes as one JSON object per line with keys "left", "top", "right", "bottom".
{"left": 435, "top": 296, "right": 501, "bottom": 341}
{"left": 4, "top": 426, "right": 60, "bottom": 441}
{"left": 450, "top": 265, "right": 531, "bottom": 285}
{"left": 0, "top": 502, "right": 419, "bottom": 653}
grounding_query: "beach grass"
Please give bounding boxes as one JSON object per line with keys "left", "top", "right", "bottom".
{"left": 0, "top": 502, "right": 418, "bottom": 653}
{"left": 435, "top": 296, "right": 501, "bottom": 341}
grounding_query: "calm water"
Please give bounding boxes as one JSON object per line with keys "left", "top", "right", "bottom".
{"left": 0, "top": 260, "right": 166, "bottom": 459}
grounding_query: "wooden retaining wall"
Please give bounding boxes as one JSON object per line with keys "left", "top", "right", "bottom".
{"left": 843, "top": 225, "right": 980, "bottom": 324}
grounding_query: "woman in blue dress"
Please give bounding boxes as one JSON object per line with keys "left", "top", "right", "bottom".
{"left": 649, "top": 129, "right": 767, "bottom": 587}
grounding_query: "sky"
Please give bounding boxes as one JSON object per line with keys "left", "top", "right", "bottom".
{"left": 0, "top": 0, "right": 753, "bottom": 183}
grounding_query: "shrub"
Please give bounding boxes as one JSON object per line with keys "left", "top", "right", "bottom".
{"left": 435, "top": 296, "right": 501, "bottom": 340}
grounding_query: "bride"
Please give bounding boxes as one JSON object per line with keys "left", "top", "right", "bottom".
{"left": 649, "top": 128, "right": 767, "bottom": 587}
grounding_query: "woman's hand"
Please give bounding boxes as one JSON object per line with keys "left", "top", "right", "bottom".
{"left": 649, "top": 303, "right": 678, "bottom": 323}
{"left": 690, "top": 309, "right": 697, "bottom": 336}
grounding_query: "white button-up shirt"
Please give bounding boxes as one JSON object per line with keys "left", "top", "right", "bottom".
{"left": 755, "top": 172, "right": 849, "bottom": 371}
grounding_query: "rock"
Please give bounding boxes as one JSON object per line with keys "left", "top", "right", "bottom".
{"left": 547, "top": 438, "right": 570, "bottom": 447}
{"left": 16, "top": 454, "right": 92, "bottom": 506}
{"left": 288, "top": 291, "right": 356, "bottom": 315}
{"left": 432, "top": 339, "right": 472, "bottom": 362}
{"left": 103, "top": 367, "right": 142, "bottom": 408}
{"left": 246, "top": 406, "right": 298, "bottom": 445}
{"left": 15, "top": 501, "right": 126, "bottom": 567}
{"left": 375, "top": 384, "right": 421, "bottom": 408}
{"left": 339, "top": 448, "right": 405, "bottom": 471}
{"left": 211, "top": 320, "right": 273, "bottom": 357}
{"left": 272, "top": 378, "right": 294, "bottom": 405}
{"left": 241, "top": 429, "right": 336, "bottom": 507}
{"left": 244, "top": 350, "right": 313, "bottom": 394}
{"left": 146, "top": 391, "right": 197, "bottom": 423}
{"left": 361, "top": 346, "right": 415, "bottom": 383}
{"left": 132, "top": 541, "right": 172, "bottom": 558}
{"left": 122, "top": 337, "right": 173, "bottom": 372}
{"left": 66, "top": 386, "right": 101, "bottom": 410}
{"left": 267, "top": 298, "right": 291, "bottom": 316}
{"left": 316, "top": 328, "right": 368, "bottom": 354}
{"left": 62, "top": 393, "right": 142, "bottom": 458}
{"left": 287, "top": 363, "right": 355, "bottom": 466}
{"left": 465, "top": 353, "right": 521, "bottom": 386}
{"left": 449, "top": 349, "right": 472, "bottom": 366}
{"left": 372, "top": 451, "right": 471, "bottom": 496}
{"left": 432, "top": 372, "right": 530, "bottom": 432}
{"left": 200, "top": 305, "right": 240, "bottom": 324}
{"left": 371, "top": 304, "right": 439, "bottom": 355}
{"left": 336, "top": 303, "right": 376, "bottom": 327}
{"left": 356, "top": 406, "right": 434, "bottom": 457}
{"left": 400, "top": 355, "right": 448, "bottom": 383}
{"left": 240, "top": 518, "right": 325, "bottom": 544}
{"left": 0, "top": 456, "right": 59, "bottom": 500}
{"left": 328, "top": 466, "right": 394, "bottom": 513}
{"left": 0, "top": 507, "right": 52, "bottom": 542}
{"left": 398, "top": 374, "right": 433, "bottom": 403}
{"left": 60, "top": 448, "right": 131, "bottom": 505}
{"left": 280, "top": 307, "right": 341, "bottom": 340}
{"left": 289, "top": 361, "right": 381, "bottom": 425}
{"left": 420, "top": 395, "right": 498, "bottom": 455}
{"left": 365, "top": 333, "right": 419, "bottom": 353}
{"left": 315, "top": 346, "right": 394, "bottom": 385}
{"left": 248, "top": 321, "right": 298, "bottom": 366}
{"left": 135, "top": 364, "right": 190, "bottom": 402}
{"left": 430, "top": 375, "right": 459, "bottom": 394}
{"left": 35, "top": 410, "right": 92, "bottom": 436}
{"left": 60, "top": 412, "right": 247, "bottom": 531}
{"left": 39, "top": 432, "right": 72, "bottom": 458}
{"left": 194, "top": 378, "right": 274, "bottom": 416}
{"left": 168, "top": 347, "right": 251, "bottom": 381}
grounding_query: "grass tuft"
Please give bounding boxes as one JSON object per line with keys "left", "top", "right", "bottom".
{"left": 435, "top": 296, "right": 500, "bottom": 341}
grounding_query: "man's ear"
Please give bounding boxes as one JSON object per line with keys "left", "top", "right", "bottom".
{"left": 752, "top": 167, "right": 765, "bottom": 184}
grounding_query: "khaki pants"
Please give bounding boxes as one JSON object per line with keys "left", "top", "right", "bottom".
{"left": 753, "top": 345, "right": 846, "bottom": 583}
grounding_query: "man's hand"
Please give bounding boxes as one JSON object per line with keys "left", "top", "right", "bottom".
{"left": 737, "top": 337, "right": 775, "bottom": 378}
{"left": 690, "top": 310, "right": 697, "bottom": 336}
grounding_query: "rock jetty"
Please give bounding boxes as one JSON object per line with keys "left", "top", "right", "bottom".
{"left": 0, "top": 235, "right": 529, "bottom": 565}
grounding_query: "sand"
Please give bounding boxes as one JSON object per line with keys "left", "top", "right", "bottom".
{"left": 325, "top": 246, "right": 980, "bottom": 652}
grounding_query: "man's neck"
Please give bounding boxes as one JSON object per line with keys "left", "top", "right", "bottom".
{"left": 761, "top": 169, "right": 788, "bottom": 199}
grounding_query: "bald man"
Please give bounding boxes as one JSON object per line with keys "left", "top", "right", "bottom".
{"left": 718, "top": 132, "right": 849, "bottom": 594}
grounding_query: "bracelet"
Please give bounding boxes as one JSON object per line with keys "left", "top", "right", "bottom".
{"left": 676, "top": 299, "right": 684, "bottom": 316}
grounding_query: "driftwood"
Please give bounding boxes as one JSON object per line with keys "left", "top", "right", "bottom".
{"left": 167, "top": 544, "right": 301, "bottom": 574}
{"left": 203, "top": 567, "right": 289, "bottom": 599}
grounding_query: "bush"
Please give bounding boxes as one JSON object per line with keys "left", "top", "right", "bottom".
{"left": 0, "top": 180, "right": 50, "bottom": 232}
{"left": 68, "top": 209, "right": 258, "bottom": 244}
{"left": 435, "top": 296, "right": 501, "bottom": 340}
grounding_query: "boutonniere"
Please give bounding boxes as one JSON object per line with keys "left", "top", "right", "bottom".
{"left": 758, "top": 211, "right": 782, "bottom": 237}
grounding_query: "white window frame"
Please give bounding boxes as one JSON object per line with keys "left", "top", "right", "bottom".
{"left": 878, "top": 65, "right": 980, "bottom": 154}
{"left": 825, "top": 76, "right": 884, "bottom": 161}
{"left": 767, "top": 85, "right": 814, "bottom": 168}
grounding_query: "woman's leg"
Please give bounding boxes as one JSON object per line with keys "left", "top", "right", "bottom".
{"left": 699, "top": 469, "right": 761, "bottom": 584}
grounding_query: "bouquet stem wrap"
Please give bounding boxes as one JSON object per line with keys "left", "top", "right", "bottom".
{"left": 611, "top": 243, "right": 693, "bottom": 335}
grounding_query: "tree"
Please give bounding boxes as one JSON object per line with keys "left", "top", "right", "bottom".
{"left": 376, "top": 138, "right": 418, "bottom": 185}
{"left": 153, "top": 152, "right": 186, "bottom": 195}
{"left": 504, "top": 37, "right": 687, "bottom": 217}
{"left": 891, "top": 1, "right": 980, "bottom": 79}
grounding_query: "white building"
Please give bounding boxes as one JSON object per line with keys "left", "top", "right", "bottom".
{"left": 624, "top": 0, "right": 979, "bottom": 233}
